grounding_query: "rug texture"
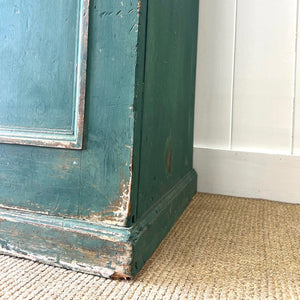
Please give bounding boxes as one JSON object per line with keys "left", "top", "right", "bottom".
{"left": 0, "top": 193, "right": 299, "bottom": 299}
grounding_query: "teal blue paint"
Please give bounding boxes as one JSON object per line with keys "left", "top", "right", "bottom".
{"left": 0, "top": 169, "right": 196, "bottom": 277}
{"left": 0, "top": 0, "right": 88, "bottom": 148}
{"left": 136, "top": 0, "right": 199, "bottom": 218}
{"left": 129, "top": 0, "right": 150, "bottom": 227}
{"left": 0, "top": 0, "right": 79, "bottom": 130}
{"left": 0, "top": 0, "right": 199, "bottom": 277}
{"left": 131, "top": 170, "right": 197, "bottom": 275}
{"left": 0, "top": 213, "right": 132, "bottom": 278}
{"left": 0, "top": 0, "right": 139, "bottom": 221}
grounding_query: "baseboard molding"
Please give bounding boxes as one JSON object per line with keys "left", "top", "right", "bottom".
{"left": 0, "top": 169, "right": 197, "bottom": 277}
{"left": 131, "top": 169, "right": 197, "bottom": 276}
{"left": 193, "top": 147, "right": 300, "bottom": 204}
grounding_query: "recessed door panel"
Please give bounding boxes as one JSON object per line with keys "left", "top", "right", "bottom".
{"left": 0, "top": 0, "right": 89, "bottom": 149}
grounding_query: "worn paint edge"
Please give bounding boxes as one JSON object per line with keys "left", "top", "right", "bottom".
{"left": 0, "top": 209, "right": 130, "bottom": 242}
{"left": 130, "top": 169, "right": 197, "bottom": 275}
{"left": 89, "top": 0, "right": 149, "bottom": 227}
{"left": 129, "top": 0, "right": 149, "bottom": 226}
{"left": 0, "top": 213, "right": 132, "bottom": 278}
{"left": 0, "top": 247, "right": 120, "bottom": 278}
{"left": 0, "top": 209, "right": 132, "bottom": 278}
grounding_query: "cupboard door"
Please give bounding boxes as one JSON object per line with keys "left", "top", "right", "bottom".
{"left": 0, "top": 0, "right": 136, "bottom": 225}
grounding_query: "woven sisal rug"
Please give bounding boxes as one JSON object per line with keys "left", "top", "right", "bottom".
{"left": 0, "top": 193, "right": 299, "bottom": 299}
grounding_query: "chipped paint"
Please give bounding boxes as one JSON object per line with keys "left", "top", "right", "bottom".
{"left": 87, "top": 177, "right": 132, "bottom": 226}
{"left": 0, "top": 246, "right": 131, "bottom": 279}
{"left": 86, "top": 143, "right": 133, "bottom": 226}
{"left": 112, "top": 176, "right": 132, "bottom": 225}
{"left": 0, "top": 0, "right": 148, "bottom": 280}
{"left": 0, "top": 204, "right": 49, "bottom": 216}
{"left": 0, "top": 207, "right": 133, "bottom": 278}
{"left": 111, "top": 272, "right": 132, "bottom": 280}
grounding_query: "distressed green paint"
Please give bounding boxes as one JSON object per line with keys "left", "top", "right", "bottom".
{"left": 0, "top": 170, "right": 196, "bottom": 277}
{"left": 131, "top": 170, "right": 197, "bottom": 275}
{"left": 0, "top": 0, "right": 199, "bottom": 277}
{"left": 0, "top": 0, "right": 79, "bottom": 130}
{"left": 0, "top": 209, "right": 132, "bottom": 278}
{"left": 0, "top": 0, "right": 89, "bottom": 149}
{"left": 0, "top": 0, "right": 139, "bottom": 223}
{"left": 136, "top": 0, "right": 199, "bottom": 218}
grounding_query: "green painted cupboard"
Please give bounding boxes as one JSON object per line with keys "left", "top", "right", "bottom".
{"left": 0, "top": 0, "right": 199, "bottom": 278}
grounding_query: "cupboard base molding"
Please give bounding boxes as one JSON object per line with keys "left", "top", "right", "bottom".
{"left": 0, "top": 170, "right": 196, "bottom": 277}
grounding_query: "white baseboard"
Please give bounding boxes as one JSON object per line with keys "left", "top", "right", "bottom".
{"left": 193, "top": 147, "right": 300, "bottom": 204}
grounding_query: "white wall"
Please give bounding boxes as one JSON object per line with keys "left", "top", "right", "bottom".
{"left": 194, "top": 0, "right": 300, "bottom": 203}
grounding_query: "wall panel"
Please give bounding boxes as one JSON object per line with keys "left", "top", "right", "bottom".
{"left": 292, "top": 1, "right": 300, "bottom": 155}
{"left": 193, "top": 0, "right": 300, "bottom": 202}
{"left": 194, "top": 0, "right": 236, "bottom": 148}
{"left": 231, "top": 0, "right": 297, "bottom": 154}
